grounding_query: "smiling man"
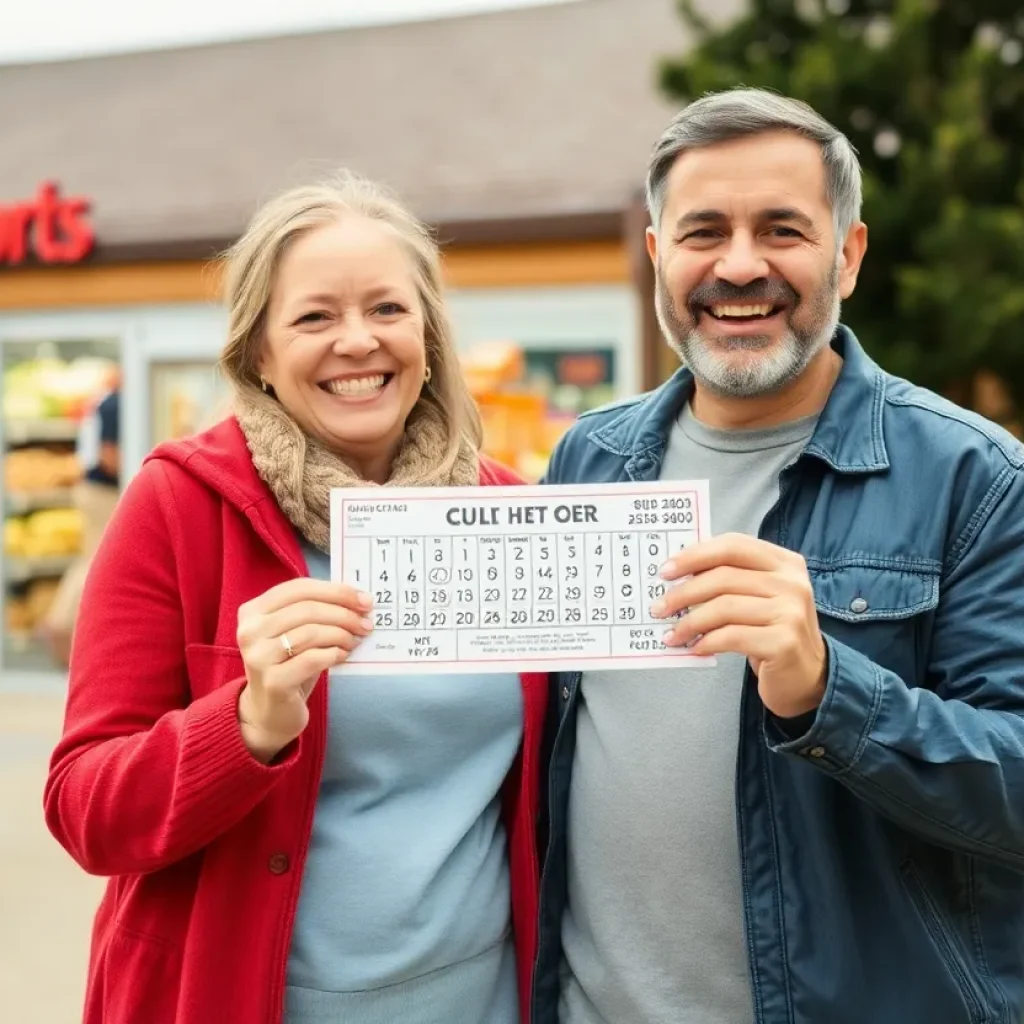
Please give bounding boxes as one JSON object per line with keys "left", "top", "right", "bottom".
{"left": 533, "top": 89, "right": 1024, "bottom": 1024}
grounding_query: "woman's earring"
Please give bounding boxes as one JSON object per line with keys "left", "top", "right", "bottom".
{"left": 260, "top": 376, "right": 269, "bottom": 393}
{"left": 424, "top": 365, "right": 432, "bottom": 384}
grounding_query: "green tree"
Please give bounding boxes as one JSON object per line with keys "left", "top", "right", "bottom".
{"left": 659, "top": 0, "right": 1024, "bottom": 426}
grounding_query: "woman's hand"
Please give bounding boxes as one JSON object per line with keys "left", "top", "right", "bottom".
{"left": 235, "top": 579, "right": 373, "bottom": 763}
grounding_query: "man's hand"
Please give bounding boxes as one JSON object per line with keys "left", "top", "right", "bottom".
{"left": 652, "top": 533, "right": 827, "bottom": 719}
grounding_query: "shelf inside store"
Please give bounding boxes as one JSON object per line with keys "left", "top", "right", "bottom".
{"left": 5, "top": 488, "right": 75, "bottom": 515}
{"left": 7, "top": 629, "right": 38, "bottom": 654}
{"left": 4, "top": 418, "right": 80, "bottom": 445}
{"left": 5, "top": 554, "right": 77, "bottom": 584}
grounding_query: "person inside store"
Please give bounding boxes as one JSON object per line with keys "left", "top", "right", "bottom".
{"left": 532, "top": 88, "right": 1024, "bottom": 1024}
{"left": 43, "top": 171, "right": 546, "bottom": 1024}
{"left": 41, "top": 381, "right": 121, "bottom": 668}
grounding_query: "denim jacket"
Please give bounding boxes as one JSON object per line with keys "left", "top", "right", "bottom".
{"left": 533, "top": 327, "right": 1024, "bottom": 1024}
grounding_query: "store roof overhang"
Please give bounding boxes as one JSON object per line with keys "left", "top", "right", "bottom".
{"left": 40, "top": 207, "right": 634, "bottom": 267}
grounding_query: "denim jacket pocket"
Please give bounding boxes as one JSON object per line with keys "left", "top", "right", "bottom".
{"left": 808, "top": 558, "right": 939, "bottom": 622}
{"left": 808, "top": 558, "right": 940, "bottom": 681}
{"left": 900, "top": 859, "right": 989, "bottom": 1023}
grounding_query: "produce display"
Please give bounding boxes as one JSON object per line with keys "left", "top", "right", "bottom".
{"left": 6, "top": 578, "right": 61, "bottom": 634}
{"left": 6, "top": 448, "right": 81, "bottom": 492}
{"left": 3, "top": 355, "right": 117, "bottom": 422}
{"left": 5, "top": 508, "right": 84, "bottom": 559}
{"left": 462, "top": 340, "right": 582, "bottom": 482}
{"left": 2, "top": 350, "right": 118, "bottom": 664}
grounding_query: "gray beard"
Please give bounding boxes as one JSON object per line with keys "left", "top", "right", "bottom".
{"left": 655, "top": 265, "right": 841, "bottom": 398}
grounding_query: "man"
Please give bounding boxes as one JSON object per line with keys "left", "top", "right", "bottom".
{"left": 533, "top": 88, "right": 1024, "bottom": 1024}
{"left": 43, "top": 385, "right": 120, "bottom": 667}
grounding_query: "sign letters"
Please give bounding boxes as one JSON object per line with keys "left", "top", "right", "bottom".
{"left": 0, "top": 181, "right": 95, "bottom": 266}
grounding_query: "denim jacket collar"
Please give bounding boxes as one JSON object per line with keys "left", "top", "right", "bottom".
{"left": 587, "top": 325, "right": 890, "bottom": 478}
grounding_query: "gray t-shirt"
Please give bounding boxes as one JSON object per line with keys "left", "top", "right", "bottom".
{"left": 558, "top": 404, "right": 818, "bottom": 1024}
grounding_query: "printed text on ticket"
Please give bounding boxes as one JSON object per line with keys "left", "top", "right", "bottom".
{"left": 329, "top": 481, "right": 715, "bottom": 675}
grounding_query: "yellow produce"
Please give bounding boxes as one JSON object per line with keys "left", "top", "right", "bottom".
{"left": 26, "top": 508, "right": 83, "bottom": 556}
{"left": 4, "top": 508, "right": 83, "bottom": 557}
{"left": 4, "top": 517, "right": 27, "bottom": 556}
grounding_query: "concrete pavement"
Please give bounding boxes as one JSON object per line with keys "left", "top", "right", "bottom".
{"left": 0, "top": 693, "right": 104, "bottom": 1023}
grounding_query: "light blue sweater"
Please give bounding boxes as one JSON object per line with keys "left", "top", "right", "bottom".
{"left": 284, "top": 541, "right": 523, "bottom": 1024}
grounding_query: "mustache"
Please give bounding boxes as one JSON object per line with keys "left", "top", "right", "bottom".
{"left": 687, "top": 279, "right": 798, "bottom": 309}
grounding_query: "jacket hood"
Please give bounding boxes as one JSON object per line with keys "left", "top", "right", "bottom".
{"left": 146, "top": 416, "right": 275, "bottom": 518}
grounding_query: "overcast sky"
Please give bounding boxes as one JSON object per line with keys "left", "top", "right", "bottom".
{"left": 0, "top": 0, "right": 578, "bottom": 64}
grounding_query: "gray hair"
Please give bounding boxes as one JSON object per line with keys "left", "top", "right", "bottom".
{"left": 646, "top": 88, "right": 863, "bottom": 241}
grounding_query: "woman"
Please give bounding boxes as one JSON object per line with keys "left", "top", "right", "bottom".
{"left": 44, "top": 172, "right": 547, "bottom": 1024}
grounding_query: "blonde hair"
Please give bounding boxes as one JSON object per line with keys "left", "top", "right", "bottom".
{"left": 219, "top": 170, "right": 482, "bottom": 462}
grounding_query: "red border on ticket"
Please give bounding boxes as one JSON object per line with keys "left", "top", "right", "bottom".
{"left": 337, "top": 485, "right": 710, "bottom": 670}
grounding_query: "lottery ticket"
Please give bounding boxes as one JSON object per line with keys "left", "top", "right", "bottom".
{"left": 330, "top": 481, "right": 714, "bottom": 674}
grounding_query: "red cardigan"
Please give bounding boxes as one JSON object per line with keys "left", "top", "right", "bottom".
{"left": 44, "top": 418, "right": 546, "bottom": 1024}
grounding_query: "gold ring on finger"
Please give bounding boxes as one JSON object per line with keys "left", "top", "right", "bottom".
{"left": 280, "top": 633, "right": 295, "bottom": 659}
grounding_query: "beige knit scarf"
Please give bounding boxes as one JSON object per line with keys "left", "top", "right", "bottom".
{"left": 233, "top": 387, "right": 479, "bottom": 553}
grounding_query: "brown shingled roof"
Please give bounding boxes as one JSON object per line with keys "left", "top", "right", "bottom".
{"left": 0, "top": 0, "right": 724, "bottom": 256}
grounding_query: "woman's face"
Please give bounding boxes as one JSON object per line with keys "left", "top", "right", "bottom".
{"left": 258, "top": 217, "right": 428, "bottom": 477}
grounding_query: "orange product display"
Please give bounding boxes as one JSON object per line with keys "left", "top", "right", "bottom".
{"left": 476, "top": 391, "right": 547, "bottom": 480}
{"left": 462, "top": 339, "right": 581, "bottom": 481}
{"left": 462, "top": 341, "right": 542, "bottom": 481}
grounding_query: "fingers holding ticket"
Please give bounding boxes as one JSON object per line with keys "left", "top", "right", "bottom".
{"left": 332, "top": 482, "right": 715, "bottom": 674}
{"left": 650, "top": 533, "right": 828, "bottom": 718}
{"left": 235, "top": 578, "right": 374, "bottom": 763}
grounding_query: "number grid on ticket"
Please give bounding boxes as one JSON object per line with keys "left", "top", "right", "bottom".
{"left": 329, "top": 482, "right": 715, "bottom": 675}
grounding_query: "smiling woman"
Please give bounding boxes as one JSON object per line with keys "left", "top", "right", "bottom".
{"left": 43, "top": 170, "right": 546, "bottom": 1024}
{"left": 221, "top": 173, "right": 484, "bottom": 544}
{"left": 255, "top": 217, "right": 432, "bottom": 484}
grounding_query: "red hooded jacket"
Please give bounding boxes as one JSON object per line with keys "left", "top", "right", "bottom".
{"left": 43, "top": 418, "right": 547, "bottom": 1024}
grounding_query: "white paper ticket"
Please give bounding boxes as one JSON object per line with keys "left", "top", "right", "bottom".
{"left": 330, "top": 481, "right": 714, "bottom": 675}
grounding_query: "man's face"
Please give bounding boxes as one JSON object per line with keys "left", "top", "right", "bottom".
{"left": 648, "top": 130, "right": 865, "bottom": 398}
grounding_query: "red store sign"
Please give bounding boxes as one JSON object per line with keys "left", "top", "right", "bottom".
{"left": 0, "top": 181, "right": 95, "bottom": 266}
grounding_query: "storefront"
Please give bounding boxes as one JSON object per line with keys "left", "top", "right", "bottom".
{"left": 0, "top": 0, "right": 688, "bottom": 687}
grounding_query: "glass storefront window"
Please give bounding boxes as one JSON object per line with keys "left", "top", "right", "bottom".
{"left": 149, "top": 361, "right": 232, "bottom": 448}
{"left": 462, "top": 340, "right": 620, "bottom": 481}
{"left": 2, "top": 338, "right": 120, "bottom": 673}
